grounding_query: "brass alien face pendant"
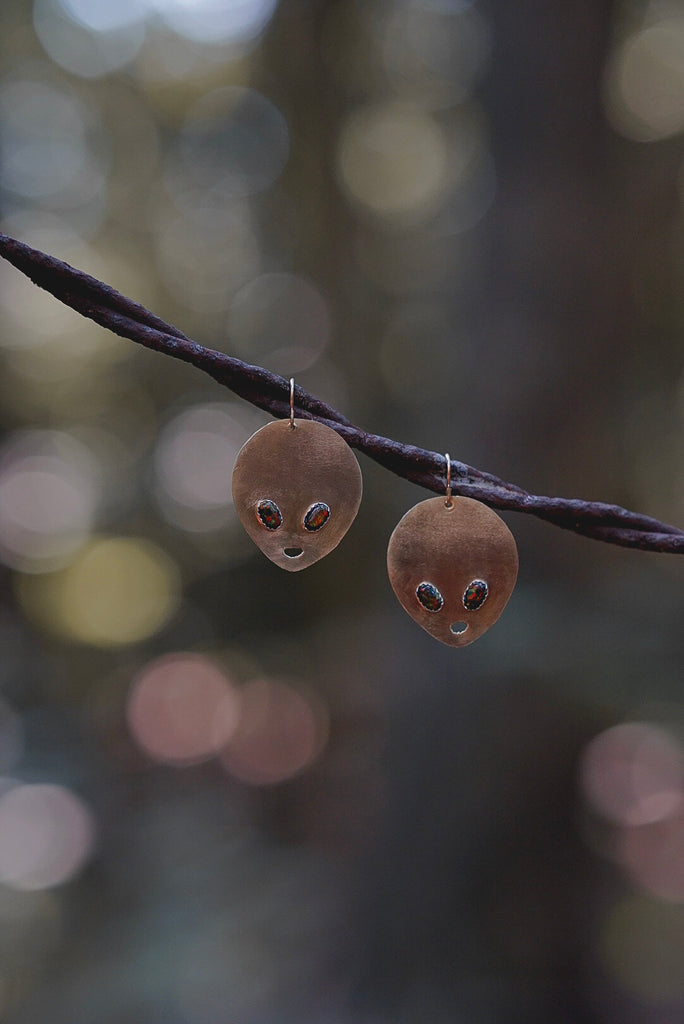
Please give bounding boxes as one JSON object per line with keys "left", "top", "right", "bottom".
{"left": 232, "top": 418, "right": 362, "bottom": 571}
{"left": 386, "top": 495, "right": 518, "bottom": 647}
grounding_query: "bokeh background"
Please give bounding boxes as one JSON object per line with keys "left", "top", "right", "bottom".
{"left": 0, "top": 0, "right": 683, "bottom": 1020}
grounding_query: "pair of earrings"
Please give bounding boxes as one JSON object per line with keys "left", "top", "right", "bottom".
{"left": 231, "top": 381, "right": 518, "bottom": 647}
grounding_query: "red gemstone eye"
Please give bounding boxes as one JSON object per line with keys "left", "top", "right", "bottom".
{"left": 416, "top": 582, "right": 444, "bottom": 612}
{"left": 303, "top": 502, "right": 330, "bottom": 532}
{"left": 463, "top": 579, "right": 488, "bottom": 611}
{"left": 256, "top": 499, "right": 283, "bottom": 530}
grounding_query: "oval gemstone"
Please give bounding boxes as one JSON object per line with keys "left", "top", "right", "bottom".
{"left": 303, "top": 502, "right": 330, "bottom": 532}
{"left": 463, "top": 579, "right": 488, "bottom": 611}
{"left": 256, "top": 499, "right": 283, "bottom": 530}
{"left": 416, "top": 581, "right": 444, "bottom": 612}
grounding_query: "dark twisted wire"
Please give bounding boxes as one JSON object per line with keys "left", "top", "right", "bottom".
{"left": 0, "top": 233, "right": 681, "bottom": 553}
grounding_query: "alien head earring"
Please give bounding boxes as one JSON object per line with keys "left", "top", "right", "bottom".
{"left": 387, "top": 454, "right": 518, "bottom": 646}
{"left": 232, "top": 378, "right": 363, "bottom": 571}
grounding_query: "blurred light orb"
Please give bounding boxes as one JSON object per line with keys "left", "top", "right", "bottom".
{"left": 580, "top": 722, "right": 684, "bottom": 827}
{"left": 179, "top": 86, "right": 289, "bottom": 198}
{"left": 59, "top": 0, "right": 147, "bottom": 31}
{"left": 227, "top": 273, "right": 331, "bottom": 374}
{"left": 604, "top": 18, "right": 684, "bottom": 141}
{"left": 0, "top": 784, "right": 95, "bottom": 891}
{"left": 620, "top": 816, "right": 684, "bottom": 903}
{"left": 381, "top": 1, "right": 490, "bottom": 109}
{"left": 154, "top": 402, "right": 262, "bottom": 531}
{"left": 432, "top": 106, "right": 494, "bottom": 235}
{"left": 34, "top": 0, "right": 146, "bottom": 78}
{"left": 337, "top": 100, "right": 449, "bottom": 223}
{"left": 18, "top": 536, "right": 181, "bottom": 646}
{"left": 0, "top": 459, "right": 94, "bottom": 569}
{"left": 0, "top": 431, "right": 98, "bottom": 572}
{"left": 132, "top": 22, "right": 250, "bottom": 84}
{"left": 128, "top": 652, "right": 240, "bottom": 764}
{"left": 219, "top": 678, "right": 328, "bottom": 786}
{"left": 148, "top": 0, "right": 278, "bottom": 45}
{"left": 0, "top": 79, "right": 107, "bottom": 199}
{"left": 600, "top": 895, "right": 684, "bottom": 1000}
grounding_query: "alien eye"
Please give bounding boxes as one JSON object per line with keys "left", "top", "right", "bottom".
{"left": 255, "top": 499, "right": 283, "bottom": 530}
{"left": 463, "top": 579, "right": 488, "bottom": 611}
{"left": 303, "top": 502, "right": 330, "bottom": 532}
{"left": 416, "top": 581, "right": 444, "bottom": 612}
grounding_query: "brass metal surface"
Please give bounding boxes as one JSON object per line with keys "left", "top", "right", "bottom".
{"left": 387, "top": 495, "right": 518, "bottom": 647}
{"left": 232, "top": 419, "right": 363, "bottom": 571}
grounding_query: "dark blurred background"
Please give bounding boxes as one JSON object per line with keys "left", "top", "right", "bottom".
{"left": 0, "top": 0, "right": 683, "bottom": 1020}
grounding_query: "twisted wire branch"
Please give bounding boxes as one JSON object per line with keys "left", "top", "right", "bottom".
{"left": 0, "top": 232, "right": 682, "bottom": 553}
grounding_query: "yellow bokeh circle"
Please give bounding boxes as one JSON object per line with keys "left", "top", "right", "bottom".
{"left": 17, "top": 536, "right": 180, "bottom": 646}
{"left": 336, "top": 100, "right": 448, "bottom": 222}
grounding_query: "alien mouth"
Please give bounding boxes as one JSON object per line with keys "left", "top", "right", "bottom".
{"left": 283, "top": 547, "right": 303, "bottom": 558}
{"left": 450, "top": 622, "right": 468, "bottom": 635}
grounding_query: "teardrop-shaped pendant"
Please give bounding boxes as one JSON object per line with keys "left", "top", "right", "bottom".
{"left": 232, "top": 418, "right": 362, "bottom": 571}
{"left": 387, "top": 495, "right": 518, "bottom": 647}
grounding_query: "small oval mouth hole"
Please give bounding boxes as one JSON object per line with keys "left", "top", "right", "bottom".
{"left": 284, "top": 547, "right": 303, "bottom": 558}
{"left": 450, "top": 622, "right": 468, "bottom": 635}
